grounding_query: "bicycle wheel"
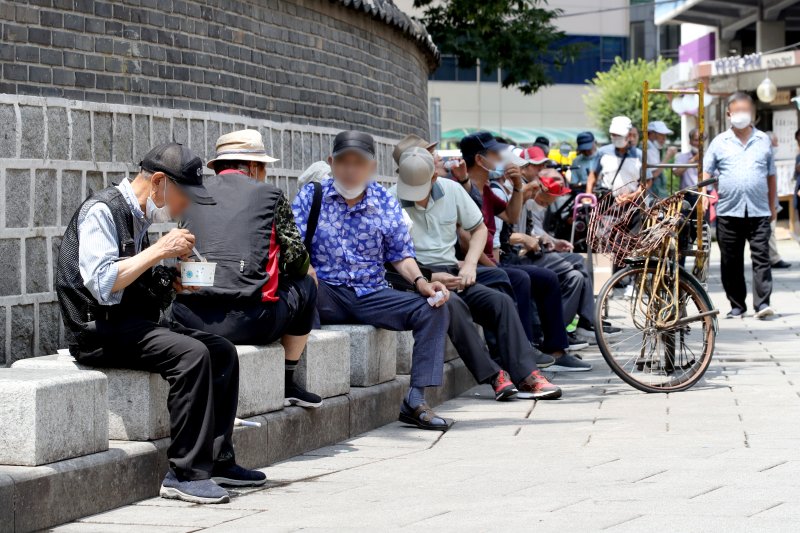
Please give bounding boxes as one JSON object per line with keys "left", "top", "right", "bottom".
{"left": 594, "top": 265, "right": 717, "bottom": 393}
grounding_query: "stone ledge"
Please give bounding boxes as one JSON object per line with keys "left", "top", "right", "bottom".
{"left": 0, "top": 362, "right": 474, "bottom": 533}
{"left": 0, "top": 368, "right": 108, "bottom": 467}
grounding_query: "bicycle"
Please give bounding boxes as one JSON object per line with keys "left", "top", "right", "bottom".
{"left": 587, "top": 177, "right": 719, "bottom": 393}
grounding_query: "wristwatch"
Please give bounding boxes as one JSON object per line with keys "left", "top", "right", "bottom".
{"left": 413, "top": 275, "right": 428, "bottom": 291}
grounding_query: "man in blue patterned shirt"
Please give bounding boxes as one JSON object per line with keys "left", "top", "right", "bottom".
{"left": 703, "top": 92, "right": 777, "bottom": 319}
{"left": 292, "top": 131, "right": 453, "bottom": 431}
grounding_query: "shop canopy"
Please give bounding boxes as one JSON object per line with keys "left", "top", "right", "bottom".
{"left": 439, "top": 127, "right": 608, "bottom": 149}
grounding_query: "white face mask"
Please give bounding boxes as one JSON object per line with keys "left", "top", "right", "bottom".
{"left": 145, "top": 178, "right": 173, "bottom": 223}
{"left": 730, "top": 112, "right": 751, "bottom": 130}
{"left": 612, "top": 136, "right": 628, "bottom": 149}
{"left": 332, "top": 178, "right": 367, "bottom": 200}
{"left": 650, "top": 139, "right": 662, "bottom": 150}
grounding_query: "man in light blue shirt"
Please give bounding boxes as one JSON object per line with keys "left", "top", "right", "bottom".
{"left": 703, "top": 92, "right": 777, "bottom": 319}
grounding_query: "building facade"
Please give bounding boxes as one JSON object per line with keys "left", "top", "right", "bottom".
{"left": 397, "top": 0, "right": 665, "bottom": 146}
{"left": 0, "top": 0, "right": 437, "bottom": 365}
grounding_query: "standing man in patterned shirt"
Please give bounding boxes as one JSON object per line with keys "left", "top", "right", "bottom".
{"left": 292, "top": 131, "right": 453, "bottom": 431}
{"left": 704, "top": 92, "right": 777, "bottom": 319}
{"left": 173, "top": 130, "right": 322, "bottom": 408}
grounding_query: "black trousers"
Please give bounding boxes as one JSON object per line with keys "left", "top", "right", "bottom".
{"left": 172, "top": 275, "right": 318, "bottom": 345}
{"left": 75, "top": 317, "right": 239, "bottom": 481}
{"left": 451, "top": 282, "right": 539, "bottom": 383}
{"left": 716, "top": 215, "right": 772, "bottom": 311}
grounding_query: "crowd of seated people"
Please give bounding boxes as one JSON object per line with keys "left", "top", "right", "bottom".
{"left": 58, "top": 126, "right": 620, "bottom": 505}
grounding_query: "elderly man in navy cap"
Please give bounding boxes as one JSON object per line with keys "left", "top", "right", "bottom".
{"left": 292, "top": 130, "right": 453, "bottom": 431}
{"left": 571, "top": 131, "right": 598, "bottom": 186}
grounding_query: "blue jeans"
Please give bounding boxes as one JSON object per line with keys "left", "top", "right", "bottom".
{"left": 314, "top": 282, "right": 449, "bottom": 388}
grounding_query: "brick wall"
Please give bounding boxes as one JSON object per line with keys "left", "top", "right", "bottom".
{"left": 0, "top": 94, "right": 404, "bottom": 365}
{"left": 0, "top": 0, "right": 435, "bottom": 138}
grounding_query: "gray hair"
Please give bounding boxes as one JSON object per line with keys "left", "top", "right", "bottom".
{"left": 727, "top": 91, "right": 753, "bottom": 109}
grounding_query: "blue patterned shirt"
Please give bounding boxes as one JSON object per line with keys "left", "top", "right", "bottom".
{"left": 292, "top": 177, "right": 416, "bottom": 296}
{"left": 703, "top": 127, "right": 776, "bottom": 218}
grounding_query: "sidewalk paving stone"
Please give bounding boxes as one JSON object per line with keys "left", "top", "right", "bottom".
{"left": 55, "top": 241, "right": 800, "bottom": 531}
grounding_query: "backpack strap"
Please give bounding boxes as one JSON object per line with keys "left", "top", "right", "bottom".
{"left": 304, "top": 181, "right": 323, "bottom": 253}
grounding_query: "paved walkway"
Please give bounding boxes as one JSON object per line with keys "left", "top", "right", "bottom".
{"left": 55, "top": 241, "right": 800, "bottom": 532}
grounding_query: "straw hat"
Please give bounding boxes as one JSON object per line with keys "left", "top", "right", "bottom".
{"left": 206, "top": 129, "right": 278, "bottom": 169}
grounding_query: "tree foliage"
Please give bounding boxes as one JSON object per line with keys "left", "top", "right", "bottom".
{"left": 414, "top": 0, "right": 581, "bottom": 95}
{"left": 583, "top": 57, "right": 679, "bottom": 134}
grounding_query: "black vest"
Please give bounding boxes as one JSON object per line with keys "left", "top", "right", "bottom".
{"left": 56, "top": 186, "right": 158, "bottom": 354}
{"left": 176, "top": 171, "right": 281, "bottom": 303}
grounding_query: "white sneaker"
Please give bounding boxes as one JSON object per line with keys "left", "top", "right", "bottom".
{"left": 755, "top": 306, "right": 775, "bottom": 320}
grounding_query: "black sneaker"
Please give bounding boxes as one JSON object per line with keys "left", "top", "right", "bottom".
{"left": 211, "top": 461, "right": 267, "bottom": 487}
{"left": 534, "top": 349, "right": 555, "bottom": 369}
{"left": 567, "top": 332, "right": 589, "bottom": 351}
{"left": 285, "top": 383, "right": 323, "bottom": 408}
{"left": 549, "top": 353, "right": 592, "bottom": 372}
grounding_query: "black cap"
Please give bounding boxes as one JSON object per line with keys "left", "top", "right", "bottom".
{"left": 140, "top": 142, "right": 215, "bottom": 205}
{"left": 459, "top": 131, "right": 509, "bottom": 162}
{"left": 332, "top": 131, "right": 375, "bottom": 160}
{"left": 576, "top": 131, "right": 595, "bottom": 151}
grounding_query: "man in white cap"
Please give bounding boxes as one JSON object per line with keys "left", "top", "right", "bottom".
{"left": 586, "top": 116, "right": 646, "bottom": 200}
{"left": 647, "top": 120, "right": 678, "bottom": 197}
{"left": 390, "top": 146, "right": 563, "bottom": 400}
{"left": 172, "top": 129, "right": 323, "bottom": 409}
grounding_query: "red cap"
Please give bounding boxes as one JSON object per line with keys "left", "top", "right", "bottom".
{"left": 539, "top": 176, "right": 572, "bottom": 196}
{"left": 520, "top": 146, "right": 549, "bottom": 164}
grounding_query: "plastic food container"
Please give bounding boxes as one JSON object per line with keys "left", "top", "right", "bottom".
{"left": 180, "top": 261, "right": 216, "bottom": 287}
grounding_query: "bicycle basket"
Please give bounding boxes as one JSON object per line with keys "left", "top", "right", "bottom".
{"left": 587, "top": 190, "right": 649, "bottom": 266}
{"left": 633, "top": 194, "right": 687, "bottom": 257}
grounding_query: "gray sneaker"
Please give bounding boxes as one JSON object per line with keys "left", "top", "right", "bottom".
{"left": 549, "top": 353, "right": 592, "bottom": 372}
{"left": 160, "top": 471, "right": 230, "bottom": 504}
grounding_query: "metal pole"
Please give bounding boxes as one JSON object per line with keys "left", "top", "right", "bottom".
{"left": 641, "top": 80, "right": 649, "bottom": 188}
{"left": 696, "top": 80, "right": 706, "bottom": 259}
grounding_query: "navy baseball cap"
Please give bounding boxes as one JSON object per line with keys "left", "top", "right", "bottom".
{"left": 140, "top": 142, "right": 215, "bottom": 205}
{"left": 576, "top": 131, "right": 595, "bottom": 151}
{"left": 459, "top": 131, "right": 509, "bottom": 162}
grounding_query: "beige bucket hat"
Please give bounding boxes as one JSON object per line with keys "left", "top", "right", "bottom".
{"left": 206, "top": 129, "right": 279, "bottom": 169}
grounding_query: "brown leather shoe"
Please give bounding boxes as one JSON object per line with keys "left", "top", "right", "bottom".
{"left": 398, "top": 401, "right": 454, "bottom": 431}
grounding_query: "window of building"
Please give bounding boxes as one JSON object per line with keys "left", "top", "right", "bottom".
{"left": 630, "top": 21, "right": 646, "bottom": 60}
{"left": 429, "top": 35, "right": 629, "bottom": 85}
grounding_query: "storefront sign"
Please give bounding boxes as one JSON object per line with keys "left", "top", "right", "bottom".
{"left": 773, "top": 90, "right": 792, "bottom": 106}
{"left": 711, "top": 51, "right": 796, "bottom": 76}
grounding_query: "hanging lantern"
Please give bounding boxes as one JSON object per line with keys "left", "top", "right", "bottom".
{"left": 683, "top": 94, "right": 699, "bottom": 115}
{"left": 671, "top": 95, "right": 686, "bottom": 115}
{"left": 757, "top": 77, "right": 777, "bottom": 103}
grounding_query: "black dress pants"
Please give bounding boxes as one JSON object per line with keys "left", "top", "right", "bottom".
{"left": 172, "top": 275, "right": 318, "bottom": 345}
{"left": 716, "top": 215, "right": 772, "bottom": 312}
{"left": 454, "top": 282, "right": 539, "bottom": 383}
{"left": 75, "top": 317, "right": 239, "bottom": 481}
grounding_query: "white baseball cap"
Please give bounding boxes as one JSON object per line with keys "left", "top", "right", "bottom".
{"left": 609, "top": 116, "right": 633, "bottom": 137}
{"left": 397, "top": 147, "right": 435, "bottom": 202}
{"left": 647, "top": 121, "right": 673, "bottom": 135}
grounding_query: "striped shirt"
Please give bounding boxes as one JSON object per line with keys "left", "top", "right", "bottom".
{"left": 703, "top": 127, "right": 776, "bottom": 218}
{"left": 78, "top": 179, "right": 150, "bottom": 305}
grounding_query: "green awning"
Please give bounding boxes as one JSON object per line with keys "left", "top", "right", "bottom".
{"left": 439, "top": 127, "right": 608, "bottom": 149}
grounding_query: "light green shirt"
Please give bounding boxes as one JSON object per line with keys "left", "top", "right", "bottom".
{"left": 389, "top": 178, "right": 483, "bottom": 266}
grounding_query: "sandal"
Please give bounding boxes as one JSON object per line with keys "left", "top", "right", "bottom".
{"left": 398, "top": 401, "right": 454, "bottom": 432}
